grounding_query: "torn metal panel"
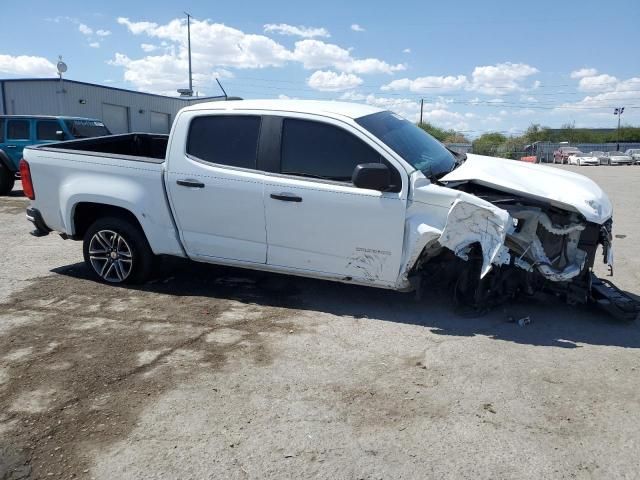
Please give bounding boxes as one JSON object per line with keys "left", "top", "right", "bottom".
{"left": 505, "top": 206, "right": 588, "bottom": 282}
{"left": 440, "top": 153, "right": 613, "bottom": 223}
{"left": 397, "top": 222, "right": 441, "bottom": 289}
{"left": 438, "top": 199, "right": 512, "bottom": 278}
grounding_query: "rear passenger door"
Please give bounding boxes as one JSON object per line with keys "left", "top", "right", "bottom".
{"left": 263, "top": 116, "right": 407, "bottom": 286}
{"left": 4, "top": 119, "right": 32, "bottom": 167}
{"left": 166, "top": 114, "right": 268, "bottom": 264}
{"left": 34, "top": 120, "right": 62, "bottom": 146}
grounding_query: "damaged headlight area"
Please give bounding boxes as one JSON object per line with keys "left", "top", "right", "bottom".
{"left": 410, "top": 184, "right": 638, "bottom": 321}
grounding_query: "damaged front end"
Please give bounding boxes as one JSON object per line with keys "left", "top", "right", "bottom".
{"left": 407, "top": 183, "right": 638, "bottom": 321}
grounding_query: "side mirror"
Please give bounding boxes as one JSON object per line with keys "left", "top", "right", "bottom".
{"left": 55, "top": 130, "right": 66, "bottom": 141}
{"left": 352, "top": 163, "right": 391, "bottom": 191}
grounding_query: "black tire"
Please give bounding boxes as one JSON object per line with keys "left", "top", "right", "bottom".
{"left": 82, "top": 216, "right": 154, "bottom": 284}
{"left": 0, "top": 164, "right": 16, "bottom": 196}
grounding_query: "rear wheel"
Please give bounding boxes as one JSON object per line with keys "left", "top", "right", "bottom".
{"left": 0, "top": 164, "right": 16, "bottom": 196}
{"left": 83, "top": 217, "right": 154, "bottom": 284}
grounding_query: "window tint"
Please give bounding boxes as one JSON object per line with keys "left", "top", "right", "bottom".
{"left": 187, "top": 115, "right": 261, "bottom": 169}
{"left": 37, "top": 121, "right": 60, "bottom": 140}
{"left": 7, "top": 120, "right": 30, "bottom": 140}
{"left": 281, "top": 118, "right": 401, "bottom": 189}
{"left": 281, "top": 119, "right": 379, "bottom": 181}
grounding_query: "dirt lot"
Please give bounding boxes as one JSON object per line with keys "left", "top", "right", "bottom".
{"left": 1, "top": 165, "right": 639, "bottom": 480}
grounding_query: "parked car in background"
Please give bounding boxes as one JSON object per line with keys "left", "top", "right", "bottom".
{"left": 587, "top": 151, "right": 607, "bottom": 165}
{"left": 567, "top": 153, "right": 599, "bottom": 166}
{"left": 624, "top": 148, "right": 640, "bottom": 164}
{"left": 553, "top": 146, "right": 582, "bottom": 164}
{"left": 0, "top": 115, "right": 111, "bottom": 195}
{"left": 602, "top": 151, "right": 633, "bottom": 165}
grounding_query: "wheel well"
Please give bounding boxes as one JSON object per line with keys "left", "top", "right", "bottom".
{"left": 0, "top": 150, "right": 14, "bottom": 172}
{"left": 73, "top": 203, "right": 144, "bottom": 239}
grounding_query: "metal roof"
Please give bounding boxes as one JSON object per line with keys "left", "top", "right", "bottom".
{"left": 0, "top": 114, "right": 101, "bottom": 121}
{"left": 0, "top": 78, "right": 226, "bottom": 102}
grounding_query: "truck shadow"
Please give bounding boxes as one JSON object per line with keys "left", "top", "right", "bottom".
{"left": 52, "top": 258, "right": 640, "bottom": 350}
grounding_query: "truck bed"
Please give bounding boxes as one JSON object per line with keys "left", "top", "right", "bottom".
{"left": 34, "top": 133, "right": 168, "bottom": 163}
{"left": 23, "top": 133, "right": 185, "bottom": 258}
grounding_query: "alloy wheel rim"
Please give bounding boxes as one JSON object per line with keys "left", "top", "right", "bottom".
{"left": 88, "top": 230, "right": 133, "bottom": 282}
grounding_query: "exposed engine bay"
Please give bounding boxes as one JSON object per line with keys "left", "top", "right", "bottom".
{"left": 408, "top": 182, "right": 638, "bottom": 321}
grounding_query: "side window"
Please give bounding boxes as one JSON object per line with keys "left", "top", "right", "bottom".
{"left": 37, "top": 121, "right": 60, "bottom": 141}
{"left": 187, "top": 115, "right": 261, "bottom": 169}
{"left": 0, "top": 119, "right": 4, "bottom": 142}
{"left": 7, "top": 120, "right": 30, "bottom": 140}
{"left": 280, "top": 118, "right": 401, "bottom": 190}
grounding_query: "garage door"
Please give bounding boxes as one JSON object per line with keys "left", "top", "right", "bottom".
{"left": 102, "top": 104, "right": 129, "bottom": 134}
{"left": 150, "top": 111, "right": 170, "bottom": 134}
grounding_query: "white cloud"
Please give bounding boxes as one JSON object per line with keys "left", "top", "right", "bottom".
{"left": 112, "top": 18, "right": 405, "bottom": 93}
{"left": 117, "top": 17, "right": 292, "bottom": 70}
{"left": 291, "top": 39, "right": 405, "bottom": 74}
{"left": 307, "top": 70, "right": 363, "bottom": 91}
{"left": 117, "top": 17, "right": 159, "bottom": 35}
{"left": 78, "top": 23, "right": 93, "bottom": 35}
{"left": 89, "top": 42, "right": 100, "bottom": 48}
{"left": 96, "top": 29, "right": 112, "bottom": 37}
{"left": 141, "top": 43, "right": 158, "bottom": 52}
{"left": 108, "top": 52, "right": 231, "bottom": 96}
{"left": 351, "top": 24, "right": 365, "bottom": 32}
{"left": 557, "top": 75, "right": 640, "bottom": 111}
{"left": 570, "top": 67, "right": 598, "bottom": 79}
{"left": 0, "top": 54, "right": 56, "bottom": 76}
{"left": 339, "top": 91, "right": 469, "bottom": 129}
{"left": 381, "top": 62, "right": 539, "bottom": 95}
{"left": 403, "top": 48, "right": 411, "bottom": 54}
{"left": 382, "top": 75, "right": 468, "bottom": 92}
{"left": 263, "top": 23, "right": 330, "bottom": 38}
{"left": 577, "top": 73, "right": 618, "bottom": 92}
{"left": 470, "top": 62, "right": 539, "bottom": 94}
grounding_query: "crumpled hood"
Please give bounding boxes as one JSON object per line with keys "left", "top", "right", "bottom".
{"left": 441, "top": 154, "right": 612, "bottom": 223}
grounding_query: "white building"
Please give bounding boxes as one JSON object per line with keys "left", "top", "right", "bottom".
{"left": 0, "top": 78, "right": 226, "bottom": 134}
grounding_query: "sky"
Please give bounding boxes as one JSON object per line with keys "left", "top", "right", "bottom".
{"left": 1, "top": 0, "right": 638, "bottom": 137}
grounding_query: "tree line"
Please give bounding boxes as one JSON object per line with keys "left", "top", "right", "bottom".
{"left": 418, "top": 122, "right": 640, "bottom": 157}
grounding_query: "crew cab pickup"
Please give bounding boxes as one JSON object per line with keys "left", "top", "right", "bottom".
{"left": 21, "top": 100, "right": 636, "bottom": 318}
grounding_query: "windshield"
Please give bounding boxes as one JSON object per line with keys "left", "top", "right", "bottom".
{"left": 64, "top": 119, "right": 111, "bottom": 138}
{"left": 355, "top": 111, "right": 457, "bottom": 179}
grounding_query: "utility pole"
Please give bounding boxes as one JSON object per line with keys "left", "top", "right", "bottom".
{"left": 614, "top": 106, "right": 625, "bottom": 151}
{"left": 185, "top": 12, "right": 193, "bottom": 96}
{"left": 419, "top": 98, "right": 424, "bottom": 124}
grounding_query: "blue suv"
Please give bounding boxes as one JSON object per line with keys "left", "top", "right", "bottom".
{"left": 0, "top": 115, "right": 111, "bottom": 195}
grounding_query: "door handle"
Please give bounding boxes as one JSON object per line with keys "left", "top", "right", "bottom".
{"left": 177, "top": 179, "right": 205, "bottom": 188}
{"left": 270, "top": 193, "right": 302, "bottom": 202}
{"left": 5, "top": 145, "right": 16, "bottom": 148}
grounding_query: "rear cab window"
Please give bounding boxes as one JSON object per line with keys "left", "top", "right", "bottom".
{"left": 7, "top": 119, "right": 30, "bottom": 140}
{"left": 280, "top": 118, "right": 401, "bottom": 191}
{"left": 186, "top": 115, "right": 261, "bottom": 169}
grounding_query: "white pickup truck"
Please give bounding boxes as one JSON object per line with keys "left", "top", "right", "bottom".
{"left": 21, "top": 100, "right": 636, "bottom": 318}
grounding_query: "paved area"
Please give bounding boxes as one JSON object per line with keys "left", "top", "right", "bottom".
{"left": 1, "top": 165, "right": 639, "bottom": 479}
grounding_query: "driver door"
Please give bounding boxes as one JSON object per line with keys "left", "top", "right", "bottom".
{"left": 264, "top": 116, "right": 407, "bottom": 287}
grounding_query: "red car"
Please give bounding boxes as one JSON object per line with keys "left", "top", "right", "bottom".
{"left": 553, "top": 146, "right": 582, "bottom": 164}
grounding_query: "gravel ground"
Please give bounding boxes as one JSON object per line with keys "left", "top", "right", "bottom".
{"left": 1, "top": 165, "right": 639, "bottom": 480}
